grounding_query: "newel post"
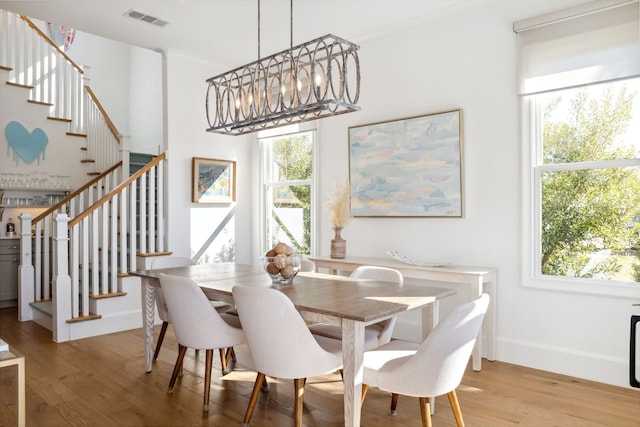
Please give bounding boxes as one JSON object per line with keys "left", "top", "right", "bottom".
{"left": 52, "top": 213, "right": 72, "bottom": 343}
{"left": 18, "top": 213, "right": 33, "bottom": 321}
{"left": 120, "top": 133, "right": 131, "bottom": 179}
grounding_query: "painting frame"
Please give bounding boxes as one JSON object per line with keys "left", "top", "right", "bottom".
{"left": 192, "top": 157, "right": 236, "bottom": 204}
{"left": 348, "top": 108, "right": 464, "bottom": 218}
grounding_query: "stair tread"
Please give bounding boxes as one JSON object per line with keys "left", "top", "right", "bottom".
{"left": 48, "top": 116, "right": 72, "bottom": 122}
{"left": 66, "top": 313, "right": 102, "bottom": 323}
{"left": 66, "top": 132, "right": 87, "bottom": 138}
{"left": 28, "top": 99, "right": 54, "bottom": 107}
{"left": 90, "top": 291, "right": 127, "bottom": 300}
{"left": 30, "top": 300, "right": 52, "bottom": 315}
{"left": 6, "top": 81, "right": 33, "bottom": 89}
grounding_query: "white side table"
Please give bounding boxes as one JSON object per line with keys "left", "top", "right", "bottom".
{"left": 0, "top": 345, "right": 25, "bottom": 427}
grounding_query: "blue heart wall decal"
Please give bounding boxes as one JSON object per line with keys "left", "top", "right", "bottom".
{"left": 5, "top": 121, "right": 48, "bottom": 165}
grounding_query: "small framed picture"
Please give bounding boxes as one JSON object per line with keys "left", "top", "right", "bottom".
{"left": 192, "top": 157, "right": 236, "bottom": 203}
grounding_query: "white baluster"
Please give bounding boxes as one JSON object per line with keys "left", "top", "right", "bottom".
{"left": 119, "top": 186, "right": 128, "bottom": 275}
{"left": 129, "top": 180, "right": 137, "bottom": 269}
{"left": 139, "top": 175, "right": 147, "bottom": 253}
{"left": 100, "top": 203, "right": 108, "bottom": 295}
{"left": 156, "top": 162, "right": 165, "bottom": 252}
{"left": 148, "top": 166, "right": 156, "bottom": 253}
{"left": 110, "top": 193, "right": 118, "bottom": 293}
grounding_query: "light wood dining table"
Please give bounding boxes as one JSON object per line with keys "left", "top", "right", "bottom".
{"left": 131, "top": 263, "right": 455, "bottom": 427}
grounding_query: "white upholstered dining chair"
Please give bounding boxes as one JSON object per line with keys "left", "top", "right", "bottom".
{"left": 159, "top": 273, "right": 245, "bottom": 412}
{"left": 308, "top": 265, "right": 404, "bottom": 349}
{"left": 361, "top": 293, "right": 490, "bottom": 426}
{"left": 149, "top": 256, "right": 231, "bottom": 361}
{"left": 300, "top": 258, "right": 316, "bottom": 272}
{"left": 232, "top": 285, "right": 343, "bottom": 427}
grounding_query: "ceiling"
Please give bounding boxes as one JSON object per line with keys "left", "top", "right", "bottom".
{"left": 0, "top": 0, "right": 512, "bottom": 67}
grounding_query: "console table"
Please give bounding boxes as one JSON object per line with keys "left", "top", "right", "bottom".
{"left": 0, "top": 345, "right": 25, "bottom": 427}
{"left": 308, "top": 255, "right": 497, "bottom": 371}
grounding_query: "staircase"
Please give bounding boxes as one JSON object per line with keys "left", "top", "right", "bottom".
{"left": 0, "top": 9, "right": 167, "bottom": 342}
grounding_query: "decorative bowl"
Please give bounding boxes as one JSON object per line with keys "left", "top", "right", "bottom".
{"left": 261, "top": 254, "right": 303, "bottom": 285}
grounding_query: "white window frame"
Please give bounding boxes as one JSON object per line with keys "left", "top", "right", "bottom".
{"left": 517, "top": 0, "right": 640, "bottom": 297}
{"left": 521, "top": 93, "right": 640, "bottom": 298}
{"left": 258, "top": 125, "right": 318, "bottom": 256}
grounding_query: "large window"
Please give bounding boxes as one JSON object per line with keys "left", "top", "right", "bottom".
{"left": 259, "top": 130, "right": 315, "bottom": 255}
{"left": 517, "top": 1, "right": 640, "bottom": 290}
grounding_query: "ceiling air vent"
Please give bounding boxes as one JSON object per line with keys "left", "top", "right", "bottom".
{"left": 124, "top": 9, "right": 169, "bottom": 28}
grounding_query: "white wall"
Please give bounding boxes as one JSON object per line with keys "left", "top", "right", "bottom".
{"left": 312, "top": 3, "right": 639, "bottom": 388}
{"left": 58, "top": 29, "right": 131, "bottom": 134}
{"left": 163, "top": 49, "right": 253, "bottom": 263}
{"left": 129, "top": 47, "right": 163, "bottom": 154}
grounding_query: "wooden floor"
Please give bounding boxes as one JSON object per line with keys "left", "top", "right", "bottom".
{"left": 0, "top": 307, "right": 638, "bottom": 427}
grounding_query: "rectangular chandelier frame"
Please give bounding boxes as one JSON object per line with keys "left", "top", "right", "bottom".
{"left": 206, "top": 33, "right": 360, "bottom": 136}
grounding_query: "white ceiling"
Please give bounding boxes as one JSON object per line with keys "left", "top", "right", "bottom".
{"left": 0, "top": 0, "right": 510, "bottom": 67}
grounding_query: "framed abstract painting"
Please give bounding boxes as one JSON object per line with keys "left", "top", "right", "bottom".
{"left": 348, "top": 109, "right": 463, "bottom": 217}
{"left": 192, "top": 157, "right": 236, "bottom": 203}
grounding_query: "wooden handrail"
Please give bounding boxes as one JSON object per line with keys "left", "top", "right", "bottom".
{"left": 69, "top": 153, "right": 166, "bottom": 228}
{"left": 33, "top": 161, "right": 123, "bottom": 223}
{"left": 19, "top": 16, "right": 84, "bottom": 75}
{"left": 84, "top": 86, "right": 121, "bottom": 143}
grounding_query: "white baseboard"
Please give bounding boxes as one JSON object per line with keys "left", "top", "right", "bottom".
{"left": 394, "top": 314, "right": 632, "bottom": 389}
{"left": 497, "top": 338, "right": 630, "bottom": 389}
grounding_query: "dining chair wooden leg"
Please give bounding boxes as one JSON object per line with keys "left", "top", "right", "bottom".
{"left": 227, "top": 347, "right": 236, "bottom": 362}
{"left": 447, "top": 390, "right": 465, "bottom": 427}
{"left": 168, "top": 345, "right": 188, "bottom": 392}
{"left": 390, "top": 393, "right": 399, "bottom": 416}
{"left": 153, "top": 321, "right": 168, "bottom": 361}
{"left": 177, "top": 344, "right": 184, "bottom": 377}
{"left": 261, "top": 376, "right": 270, "bottom": 392}
{"left": 243, "top": 372, "right": 266, "bottom": 427}
{"left": 419, "top": 397, "right": 432, "bottom": 427}
{"left": 203, "top": 349, "right": 213, "bottom": 412}
{"left": 219, "top": 348, "right": 228, "bottom": 375}
{"left": 361, "top": 384, "right": 369, "bottom": 405}
{"left": 293, "top": 378, "right": 306, "bottom": 427}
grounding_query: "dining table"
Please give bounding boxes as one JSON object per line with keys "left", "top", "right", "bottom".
{"left": 131, "top": 263, "right": 456, "bottom": 427}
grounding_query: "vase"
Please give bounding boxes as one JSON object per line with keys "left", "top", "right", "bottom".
{"left": 330, "top": 227, "right": 346, "bottom": 259}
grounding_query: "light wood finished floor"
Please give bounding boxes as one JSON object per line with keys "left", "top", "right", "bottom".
{"left": 0, "top": 307, "right": 638, "bottom": 426}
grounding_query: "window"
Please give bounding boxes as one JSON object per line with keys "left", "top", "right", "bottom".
{"left": 259, "top": 129, "right": 316, "bottom": 255}
{"left": 517, "top": 1, "right": 640, "bottom": 291}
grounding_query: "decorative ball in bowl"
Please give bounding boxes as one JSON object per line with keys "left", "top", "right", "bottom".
{"left": 262, "top": 243, "right": 302, "bottom": 285}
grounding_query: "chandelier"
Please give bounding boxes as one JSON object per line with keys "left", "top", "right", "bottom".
{"left": 205, "top": 0, "right": 361, "bottom": 136}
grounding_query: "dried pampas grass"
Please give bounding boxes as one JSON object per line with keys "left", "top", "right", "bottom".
{"left": 327, "top": 178, "right": 351, "bottom": 229}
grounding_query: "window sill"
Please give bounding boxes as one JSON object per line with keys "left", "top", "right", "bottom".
{"left": 523, "top": 276, "right": 640, "bottom": 299}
